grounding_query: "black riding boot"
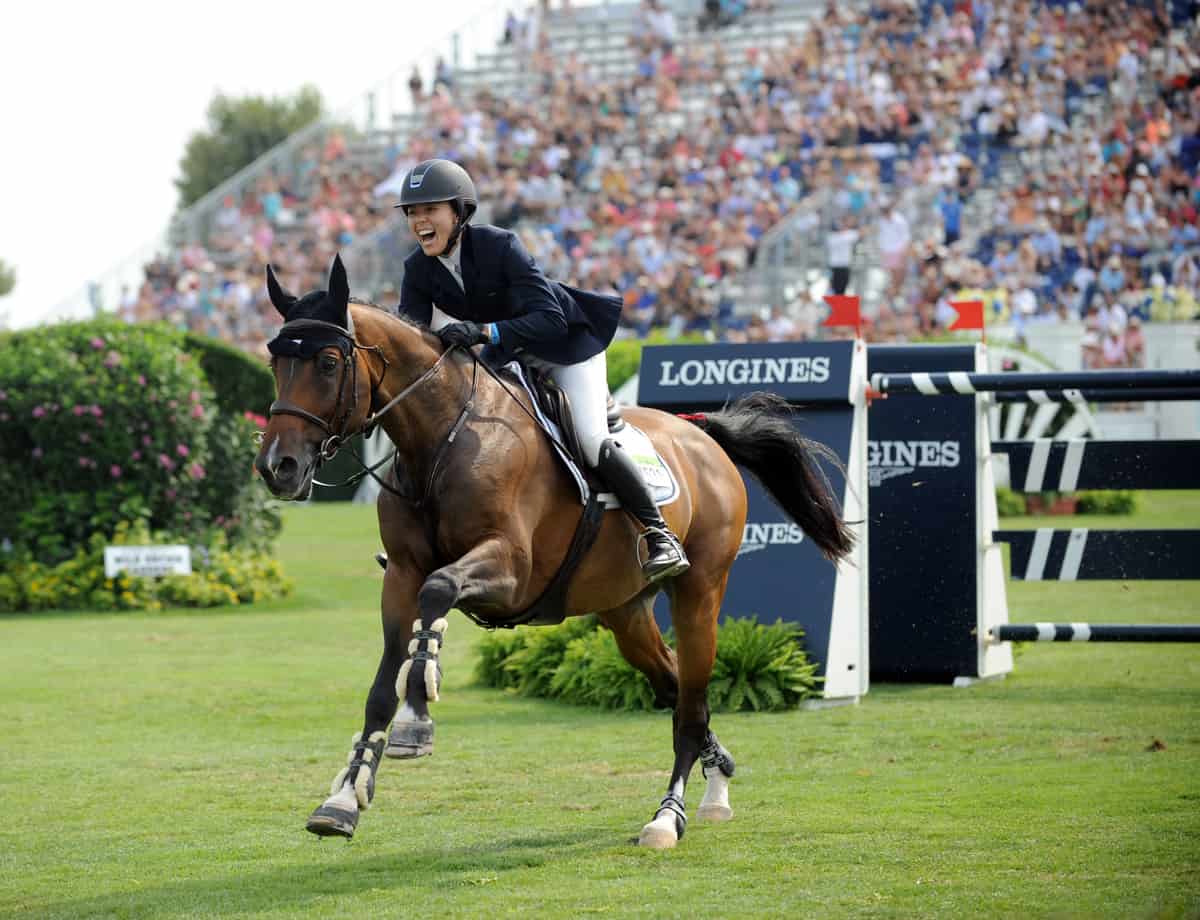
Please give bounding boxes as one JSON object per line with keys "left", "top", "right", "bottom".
{"left": 596, "top": 439, "right": 689, "bottom": 582}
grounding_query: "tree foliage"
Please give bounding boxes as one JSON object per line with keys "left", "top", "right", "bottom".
{"left": 175, "top": 85, "right": 324, "bottom": 209}
{"left": 0, "top": 259, "right": 15, "bottom": 298}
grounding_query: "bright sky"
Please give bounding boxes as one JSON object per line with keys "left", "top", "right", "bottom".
{"left": 0, "top": 0, "right": 506, "bottom": 329}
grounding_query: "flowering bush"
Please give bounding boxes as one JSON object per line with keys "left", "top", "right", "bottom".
{"left": 0, "top": 318, "right": 284, "bottom": 605}
{"left": 0, "top": 319, "right": 220, "bottom": 559}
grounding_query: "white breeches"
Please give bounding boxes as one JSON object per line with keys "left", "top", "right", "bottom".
{"left": 523, "top": 351, "right": 610, "bottom": 468}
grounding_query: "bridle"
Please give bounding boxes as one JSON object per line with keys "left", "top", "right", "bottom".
{"left": 266, "top": 317, "right": 470, "bottom": 505}
{"left": 266, "top": 314, "right": 572, "bottom": 507}
{"left": 268, "top": 319, "right": 377, "bottom": 462}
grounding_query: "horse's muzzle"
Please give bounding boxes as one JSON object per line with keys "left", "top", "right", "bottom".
{"left": 255, "top": 447, "right": 315, "bottom": 501}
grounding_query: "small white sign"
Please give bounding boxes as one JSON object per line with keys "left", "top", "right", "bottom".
{"left": 104, "top": 545, "right": 192, "bottom": 578}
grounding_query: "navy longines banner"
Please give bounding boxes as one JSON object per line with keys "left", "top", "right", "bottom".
{"left": 638, "top": 342, "right": 857, "bottom": 408}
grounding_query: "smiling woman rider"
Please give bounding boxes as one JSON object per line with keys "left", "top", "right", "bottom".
{"left": 395, "top": 158, "right": 688, "bottom": 583}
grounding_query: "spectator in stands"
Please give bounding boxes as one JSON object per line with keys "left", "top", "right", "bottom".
{"left": 1100, "top": 321, "right": 1129, "bottom": 368}
{"left": 408, "top": 66, "right": 424, "bottom": 107}
{"left": 826, "top": 216, "right": 859, "bottom": 296}
{"left": 877, "top": 197, "right": 911, "bottom": 297}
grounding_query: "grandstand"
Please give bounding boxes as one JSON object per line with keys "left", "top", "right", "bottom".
{"left": 53, "top": 0, "right": 1200, "bottom": 383}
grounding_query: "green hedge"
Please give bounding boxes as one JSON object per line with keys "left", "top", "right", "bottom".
{"left": 475, "top": 616, "right": 820, "bottom": 712}
{"left": 607, "top": 332, "right": 707, "bottom": 392}
{"left": 0, "top": 319, "right": 285, "bottom": 611}
{"left": 181, "top": 332, "right": 274, "bottom": 417}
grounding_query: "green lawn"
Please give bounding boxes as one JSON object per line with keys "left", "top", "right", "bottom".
{"left": 1, "top": 500, "right": 1197, "bottom": 919}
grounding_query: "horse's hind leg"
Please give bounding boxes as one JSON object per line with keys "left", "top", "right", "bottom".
{"left": 638, "top": 571, "right": 733, "bottom": 849}
{"left": 306, "top": 561, "right": 422, "bottom": 838}
{"left": 598, "top": 591, "right": 678, "bottom": 710}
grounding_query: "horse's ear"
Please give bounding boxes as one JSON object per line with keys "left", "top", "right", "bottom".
{"left": 265, "top": 264, "right": 296, "bottom": 318}
{"left": 328, "top": 253, "right": 350, "bottom": 319}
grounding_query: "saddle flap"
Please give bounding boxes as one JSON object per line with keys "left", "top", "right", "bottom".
{"left": 525, "top": 365, "right": 624, "bottom": 467}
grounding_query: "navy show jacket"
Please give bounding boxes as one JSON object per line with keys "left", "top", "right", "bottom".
{"left": 398, "top": 223, "right": 621, "bottom": 366}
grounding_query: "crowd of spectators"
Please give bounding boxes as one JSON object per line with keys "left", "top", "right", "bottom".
{"left": 118, "top": 0, "right": 1199, "bottom": 363}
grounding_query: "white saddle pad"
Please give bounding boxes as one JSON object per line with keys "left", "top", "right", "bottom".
{"left": 505, "top": 362, "right": 679, "bottom": 509}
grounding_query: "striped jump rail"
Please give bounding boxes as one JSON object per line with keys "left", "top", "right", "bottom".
{"left": 869, "top": 368, "right": 1200, "bottom": 398}
{"left": 993, "top": 387, "right": 1200, "bottom": 404}
{"left": 990, "top": 623, "right": 1200, "bottom": 643}
{"left": 994, "top": 440, "right": 1200, "bottom": 492}
{"left": 991, "top": 439, "right": 1200, "bottom": 581}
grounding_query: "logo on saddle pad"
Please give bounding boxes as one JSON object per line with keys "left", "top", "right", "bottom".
{"left": 737, "top": 522, "right": 806, "bottom": 557}
{"left": 868, "top": 439, "right": 961, "bottom": 487}
{"left": 657, "top": 356, "right": 831, "bottom": 387}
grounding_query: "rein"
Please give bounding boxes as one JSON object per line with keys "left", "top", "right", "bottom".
{"left": 272, "top": 315, "right": 570, "bottom": 506}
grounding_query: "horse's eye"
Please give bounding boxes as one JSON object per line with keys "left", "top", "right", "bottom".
{"left": 319, "top": 355, "right": 339, "bottom": 375}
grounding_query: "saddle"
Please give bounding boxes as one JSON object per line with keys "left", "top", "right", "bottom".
{"left": 524, "top": 365, "right": 625, "bottom": 468}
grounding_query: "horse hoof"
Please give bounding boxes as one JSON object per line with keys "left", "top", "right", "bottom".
{"left": 386, "top": 720, "right": 434, "bottom": 759}
{"left": 638, "top": 823, "right": 679, "bottom": 849}
{"left": 696, "top": 803, "right": 733, "bottom": 822}
{"left": 306, "top": 805, "right": 358, "bottom": 839}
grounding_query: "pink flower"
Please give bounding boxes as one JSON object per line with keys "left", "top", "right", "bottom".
{"left": 0, "top": 412, "right": 8, "bottom": 422}
{"left": 32, "top": 406, "right": 46, "bottom": 418}
{"left": 158, "top": 454, "right": 175, "bottom": 470}
{"left": 142, "top": 435, "right": 152, "bottom": 446}
{"left": 103, "top": 350, "right": 122, "bottom": 368}
{"left": 190, "top": 390, "right": 202, "bottom": 403}
{"left": 190, "top": 404, "right": 205, "bottom": 419}
{"left": 167, "top": 400, "right": 178, "bottom": 410}
{"left": 165, "top": 488, "right": 177, "bottom": 501}
{"left": 89, "top": 337, "right": 105, "bottom": 349}
{"left": 0, "top": 390, "right": 7, "bottom": 400}
{"left": 90, "top": 405, "right": 103, "bottom": 417}
{"left": 244, "top": 411, "right": 267, "bottom": 429}
{"left": 79, "top": 456, "right": 91, "bottom": 468}
{"left": 183, "top": 511, "right": 193, "bottom": 521}
{"left": 188, "top": 462, "right": 206, "bottom": 480}
{"left": 31, "top": 447, "right": 43, "bottom": 459}
{"left": 110, "top": 465, "right": 122, "bottom": 479}
{"left": 72, "top": 405, "right": 85, "bottom": 416}
{"left": 131, "top": 450, "right": 142, "bottom": 461}
{"left": 176, "top": 444, "right": 189, "bottom": 457}
{"left": 137, "top": 375, "right": 147, "bottom": 387}
{"left": 79, "top": 433, "right": 91, "bottom": 443}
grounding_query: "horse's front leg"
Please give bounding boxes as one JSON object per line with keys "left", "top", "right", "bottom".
{"left": 306, "top": 558, "right": 423, "bottom": 838}
{"left": 387, "top": 536, "right": 526, "bottom": 760}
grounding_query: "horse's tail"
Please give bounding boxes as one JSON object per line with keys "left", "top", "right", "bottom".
{"left": 682, "top": 392, "right": 856, "bottom": 563}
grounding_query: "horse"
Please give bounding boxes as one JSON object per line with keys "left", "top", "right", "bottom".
{"left": 254, "top": 255, "right": 855, "bottom": 849}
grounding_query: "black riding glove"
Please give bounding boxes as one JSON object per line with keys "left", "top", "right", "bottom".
{"left": 437, "top": 321, "right": 490, "bottom": 348}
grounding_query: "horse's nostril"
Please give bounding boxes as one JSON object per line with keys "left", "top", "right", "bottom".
{"left": 275, "top": 456, "right": 299, "bottom": 481}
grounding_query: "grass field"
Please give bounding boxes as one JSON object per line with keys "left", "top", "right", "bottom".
{"left": 1, "top": 499, "right": 1198, "bottom": 919}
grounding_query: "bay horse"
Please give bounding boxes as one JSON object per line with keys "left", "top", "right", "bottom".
{"left": 255, "top": 255, "right": 854, "bottom": 848}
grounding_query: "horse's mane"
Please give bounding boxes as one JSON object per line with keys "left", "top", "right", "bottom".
{"left": 349, "top": 298, "right": 433, "bottom": 336}
{"left": 347, "top": 298, "right": 524, "bottom": 390}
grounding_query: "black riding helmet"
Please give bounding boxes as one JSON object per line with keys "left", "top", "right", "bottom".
{"left": 396, "top": 159, "right": 478, "bottom": 255}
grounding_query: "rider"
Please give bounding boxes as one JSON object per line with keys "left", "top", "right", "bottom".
{"left": 395, "top": 158, "right": 689, "bottom": 582}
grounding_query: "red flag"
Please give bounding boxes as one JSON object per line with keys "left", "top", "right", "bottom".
{"left": 948, "top": 299, "right": 985, "bottom": 331}
{"left": 822, "top": 294, "right": 861, "bottom": 329}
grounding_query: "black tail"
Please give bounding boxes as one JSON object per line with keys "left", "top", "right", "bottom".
{"left": 686, "top": 392, "right": 856, "bottom": 563}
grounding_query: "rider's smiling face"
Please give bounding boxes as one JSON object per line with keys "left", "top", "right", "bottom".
{"left": 405, "top": 201, "right": 458, "bottom": 255}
